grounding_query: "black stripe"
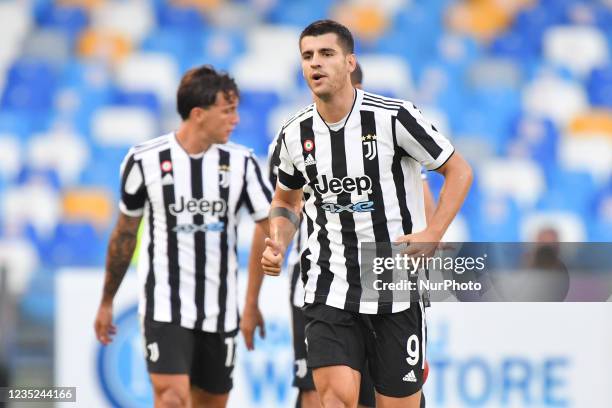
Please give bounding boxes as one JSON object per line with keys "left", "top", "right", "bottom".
{"left": 362, "top": 102, "right": 400, "bottom": 112}
{"left": 289, "top": 262, "right": 300, "bottom": 303}
{"left": 217, "top": 149, "right": 231, "bottom": 332}
{"left": 268, "top": 132, "right": 284, "bottom": 186}
{"left": 145, "top": 196, "right": 156, "bottom": 320}
{"left": 360, "top": 111, "right": 393, "bottom": 313}
{"left": 330, "top": 127, "right": 361, "bottom": 312}
{"left": 300, "top": 203, "right": 313, "bottom": 287}
{"left": 391, "top": 116, "right": 413, "bottom": 235}
{"left": 364, "top": 95, "right": 402, "bottom": 107}
{"left": 301, "top": 117, "right": 333, "bottom": 303}
{"left": 159, "top": 149, "right": 181, "bottom": 324}
{"left": 249, "top": 155, "right": 272, "bottom": 203}
{"left": 397, "top": 106, "right": 443, "bottom": 159}
{"left": 191, "top": 157, "right": 206, "bottom": 330}
{"left": 364, "top": 93, "right": 403, "bottom": 106}
{"left": 120, "top": 154, "right": 147, "bottom": 211}
{"left": 235, "top": 157, "right": 251, "bottom": 215}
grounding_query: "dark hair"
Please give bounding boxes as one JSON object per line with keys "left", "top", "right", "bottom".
{"left": 299, "top": 19, "right": 354, "bottom": 54}
{"left": 351, "top": 62, "right": 363, "bottom": 86}
{"left": 176, "top": 65, "right": 239, "bottom": 120}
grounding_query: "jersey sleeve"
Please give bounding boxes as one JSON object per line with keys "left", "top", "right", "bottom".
{"left": 119, "top": 149, "right": 147, "bottom": 217}
{"left": 395, "top": 103, "right": 454, "bottom": 171}
{"left": 242, "top": 154, "right": 273, "bottom": 222}
{"left": 266, "top": 129, "right": 283, "bottom": 188}
{"left": 277, "top": 132, "right": 306, "bottom": 191}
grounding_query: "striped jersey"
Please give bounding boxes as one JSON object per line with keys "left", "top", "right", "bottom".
{"left": 276, "top": 89, "right": 454, "bottom": 314}
{"left": 119, "top": 133, "right": 272, "bottom": 332}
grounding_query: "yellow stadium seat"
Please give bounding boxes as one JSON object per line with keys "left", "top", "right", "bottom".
{"left": 62, "top": 188, "right": 114, "bottom": 229}
{"left": 568, "top": 110, "right": 612, "bottom": 138}
{"left": 171, "top": 0, "right": 223, "bottom": 12}
{"left": 77, "top": 30, "right": 132, "bottom": 62}
{"left": 332, "top": 4, "right": 388, "bottom": 42}
{"left": 58, "top": 0, "right": 105, "bottom": 10}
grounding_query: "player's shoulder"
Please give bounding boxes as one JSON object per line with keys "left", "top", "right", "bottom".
{"left": 216, "top": 141, "right": 255, "bottom": 158}
{"left": 280, "top": 103, "right": 315, "bottom": 134}
{"left": 361, "top": 91, "right": 411, "bottom": 115}
{"left": 130, "top": 133, "right": 173, "bottom": 159}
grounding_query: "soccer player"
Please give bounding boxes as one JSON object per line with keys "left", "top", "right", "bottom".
{"left": 94, "top": 65, "right": 272, "bottom": 408}
{"left": 261, "top": 20, "right": 472, "bottom": 408}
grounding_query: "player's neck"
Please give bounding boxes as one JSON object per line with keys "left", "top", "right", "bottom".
{"left": 314, "top": 84, "right": 356, "bottom": 124}
{"left": 175, "top": 123, "right": 212, "bottom": 155}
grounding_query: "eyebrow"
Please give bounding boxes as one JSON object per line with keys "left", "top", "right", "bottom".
{"left": 302, "top": 47, "right": 338, "bottom": 56}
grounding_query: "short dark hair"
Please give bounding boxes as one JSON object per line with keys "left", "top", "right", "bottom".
{"left": 299, "top": 19, "right": 355, "bottom": 54}
{"left": 351, "top": 62, "right": 363, "bottom": 86}
{"left": 176, "top": 65, "right": 239, "bottom": 120}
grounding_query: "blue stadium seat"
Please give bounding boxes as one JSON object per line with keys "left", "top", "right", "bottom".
{"left": 489, "top": 29, "right": 539, "bottom": 62}
{"left": 141, "top": 28, "right": 201, "bottom": 63}
{"left": 266, "top": 0, "right": 331, "bottom": 26}
{"left": 19, "top": 267, "right": 55, "bottom": 325}
{"left": 16, "top": 167, "right": 62, "bottom": 191}
{"left": 0, "top": 110, "right": 33, "bottom": 138}
{"left": 587, "top": 65, "right": 612, "bottom": 107}
{"left": 112, "top": 89, "right": 161, "bottom": 116}
{"left": 1, "top": 59, "right": 58, "bottom": 112}
{"left": 468, "top": 196, "right": 521, "bottom": 242}
{"left": 504, "top": 114, "right": 559, "bottom": 173}
{"left": 38, "top": 222, "right": 107, "bottom": 267}
{"left": 155, "top": 4, "right": 207, "bottom": 31}
{"left": 35, "top": 3, "right": 88, "bottom": 40}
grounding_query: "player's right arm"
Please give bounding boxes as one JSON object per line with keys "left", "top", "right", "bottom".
{"left": 95, "top": 149, "right": 147, "bottom": 344}
{"left": 94, "top": 213, "right": 141, "bottom": 344}
{"left": 262, "top": 186, "right": 303, "bottom": 276}
{"left": 261, "top": 132, "right": 305, "bottom": 276}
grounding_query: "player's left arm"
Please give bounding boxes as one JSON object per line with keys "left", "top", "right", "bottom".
{"left": 394, "top": 103, "right": 472, "bottom": 252}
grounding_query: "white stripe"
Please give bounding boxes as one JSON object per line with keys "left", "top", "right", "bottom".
{"left": 419, "top": 300, "right": 426, "bottom": 369}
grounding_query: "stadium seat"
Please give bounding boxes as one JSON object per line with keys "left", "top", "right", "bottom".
{"left": 2, "top": 182, "right": 62, "bottom": 238}
{"left": 479, "top": 158, "right": 545, "bottom": 208}
{"left": 77, "top": 29, "right": 132, "bottom": 62}
{"left": 115, "top": 52, "right": 180, "bottom": 106}
{"left": 559, "top": 136, "right": 612, "bottom": 182}
{"left": 245, "top": 25, "right": 301, "bottom": 66}
{"left": 331, "top": 3, "right": 388, "bottom": 42}
{"left": 91, "top": 0, "right": 154, "bottom": 43}
{"left": 26, "top": 131, "right": 90, "bottom": 185}
{"left": 112, "top": 89, "right": 161, "bottom": 116}
{"left": 505, "top": 114, "right": 559, "bottom": 172}
{"left": 156, "top": 3, "right": 207, "bottom": 30}
{"left": 21, "top": 29, "right": 71, "bottom": 66}
{"left": 537, "top": 169, "right": 596, "bottom": 216}
{"left": 358, "top": 54, "right": 413, "bottom": 98}
{"left": 469, "top": 196, "right": 521, "bottom": 242}
{"left": 568, "top": 110, "right": 612, "bottom": 139}
{"left": 91, "top": 106, "right": 158, "bottom": 147}
{"left": 587, "top": 65, "right": 612, "bottom": 108}
{"left": 232, "top": 53, "right": 298, "bottom": 93}
{"left": 267, "top": 0, "right": 331, "bottom": 27}
{"left": 0, "top": 238, "right": 39, "bottom": 296}
{"left": 522, "top": 74, "right": 589, "bottom": 126}
{"left": 520, "top": 211, "right": 587, "bottom": 242}
{"left": 79, "top": 146, "right": 127, "bottom": 194}
{"left": 543, "top": 25, "right": 609, "bottom": 77}
{"left": 41, "top": 221, "right": 107, "bottom": 267}
{"left": 62, "top": 188, "right": 113, "bottom": 229}
{"left": 0, "top": 134, "right": 22, "bottom": 182}
{"left": 445, "top": 0, "right": 513, "bottom": 42}
{"left": 0, "top": 1, "right": 33, "bottom": 67}
{"left": 35, "top": 3, "right": 89, "bottom": 39}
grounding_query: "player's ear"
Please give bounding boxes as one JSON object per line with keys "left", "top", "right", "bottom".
{"left": 347, "top": 53, "right": 357, "bottom": 72}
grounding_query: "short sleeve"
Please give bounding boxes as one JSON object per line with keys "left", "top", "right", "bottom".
{"left": 242, "top": 155, "right": 273, "bottom": 222}
{"left": 266, "top": 129, "right": 284, "bottom": 188}
{"left": 119, "top": 150, "right": 147, "bottom": 217}
{"left": 395, "top": 103, "right": 454, "bottom": 170}
{"left": 277, "top": 133, "right": 306, "bottom": 190}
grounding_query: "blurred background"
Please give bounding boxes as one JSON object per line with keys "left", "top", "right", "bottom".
{"left": 0, "top": 0, "right": 611, "bottom": 407}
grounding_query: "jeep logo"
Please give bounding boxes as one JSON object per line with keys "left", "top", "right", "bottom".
{"left": 169, "top": 197, "right": 227, "bottom": 217}
{"left": 313, "top": 175, "right": 372, "bottom": 196}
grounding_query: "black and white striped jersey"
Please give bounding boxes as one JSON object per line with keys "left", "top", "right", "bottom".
{"left": 119, "top": 133, "right": 272, "bottom": 332}
{"left": 276, "top": 89, "right": 454, "bottom": 314}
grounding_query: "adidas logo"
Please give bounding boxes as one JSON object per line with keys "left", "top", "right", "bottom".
{"left": 403, "top": 370, "right": 417, "bottom": 383}
{"left": 304, "top": 154, "right": 316, "bottom": 166}
{"left": 162, "top": 173, "right": 174, "bottom": 186}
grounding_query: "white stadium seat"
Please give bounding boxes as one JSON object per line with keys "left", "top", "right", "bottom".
{"left": 544, "top": 25, "right": 609, "bottom": 77}
{"left": 92, "top": 106, "right": 157, "bottom": 146}
{"left": 0, "top": 238, "right": 39, "bottom": 297}
{"left": 246, "top": 25, "right": 301, "bottom": 65}
{"left": 115, "top": 52, "right": 180, "bottom": 105}
{"left": 522, "top": 74, "right": 588, "bottom": 126}
{"left": 27, "top": 131, "right": 90, "bottom": 186}
{"left": 2, "top": 183, "right": 61, "bottom": 238}
{"left": 358, "top": 54, "right": 413, "bottom": 97}
{"left": 232, "top": 53, "right": 298, "bottom": 93}
{"left": 92, "top": 0, "right": 155, "bottom": 43}
{"left": 559, "top": 136, "right": 612, "bottom": 183}
{"left": 479, "top": 158, "right": 545, "bottom": 207}
{"left": 0, "top": 134, "right": 22, "bottom": 181}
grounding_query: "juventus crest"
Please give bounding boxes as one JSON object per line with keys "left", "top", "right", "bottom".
{"left": 362, "top": 134, "right": 377, "bottom": 160}
{"left": 218, "top": 164, "right": 231, "bottom": 188}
